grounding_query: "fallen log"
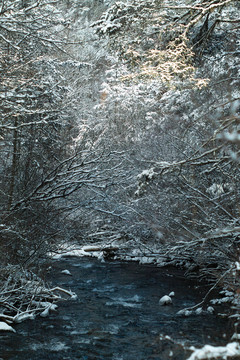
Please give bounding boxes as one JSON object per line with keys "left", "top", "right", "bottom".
{"left": 82, "top": 246, "right": 119, "bottom": 252}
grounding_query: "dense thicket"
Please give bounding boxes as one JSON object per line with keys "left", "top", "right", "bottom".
{"left": 90, "top": 0, "right": 240, "bottom": 289}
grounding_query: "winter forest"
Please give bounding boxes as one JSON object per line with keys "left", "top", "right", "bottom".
{"left": 0, "top": 0, "right": 240, "bottom": 357}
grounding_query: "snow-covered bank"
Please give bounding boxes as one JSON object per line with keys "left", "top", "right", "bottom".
{"left": 50, "top": 240, "right": 171, "bottom": 266}
{"left": 51, "top": 239, "right": 240, "bottom": 305}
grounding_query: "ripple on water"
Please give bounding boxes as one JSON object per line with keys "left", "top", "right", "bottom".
{"left": 72, "top": 262, "right": 94, "bottom": 269}
{"left": 106, "top": 294, "right": 142, "bottom": 308}
{"left": 30, "top": 340, "right": 69, "bottom": 352}
{"left": 92, "top": 284, "right": 116, "bottom": 293}
{"left": 0, "top": 258, "right": 233, "bottom": 360}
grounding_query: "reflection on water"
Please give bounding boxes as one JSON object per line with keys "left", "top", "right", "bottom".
{"left": 0, "top": 257, "right": 232, "bottom": 360}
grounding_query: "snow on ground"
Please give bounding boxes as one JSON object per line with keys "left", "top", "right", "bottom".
{"left": 187, "top": 342, "right": 240, "bottom": 360}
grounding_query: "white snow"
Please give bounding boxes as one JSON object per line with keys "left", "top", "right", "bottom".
{"left": 32, "top": 301, "right": 58, "bottom": 311}
{"left": 0, "top": 321, "right": 16, "bottom": 333}
{"left": 14, "top": 312, "right": 35, "bottom": 323}
{"left": 222, "top": 131, "right": 240, "bottom": 142}
{"left": 207, "top": 306, "right": 214, "bottom": 314}
{"left": 169, "top": 291, "right": 175, "bottom": 297}
{"left": 177, "top": 309, "right": 192, "bottom": 316}
{"left": 50, "top": 244, "right": 107, "bottom": 259}
{"left": 206, "top": 183, "right": 224, "bottom": 197}
{"left": 235, "top": 261, "right": 240, "bottom": 270}
{"left": 70, "top": 292, "right": 78, "bottom": 300}
{"left": 137, "top": 168, "right": 155, "bottom": 180}
{"left": 231, "top": 333, "right": 240, "bottom": 340}
{"left": 220, "top": 290, "right": 234, "bottom": 297}
{"left": 40, "top": 307, "right": 51, "bottom": 317}
{"left": 187, "top": 342, "right": 240, "bottom": 360}
{"left": 159, "top": 295, "right": 172, "bottom": 305}
{"left": 211, "top": 296, "right": 233, "bottom": 304}
{"left": 31, "top": 301, "right": 58, "bottom": 318}
{"left": 195, "top": 307, "right": 203, "bottom": 315}
{"left": 61, "top": 269, "right": 72, "bottom": 276}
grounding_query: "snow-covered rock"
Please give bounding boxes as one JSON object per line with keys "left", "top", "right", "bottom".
{"left": 169, "top": 291, "right": 175, "bottom": 297}
{"left": 177, "top": 309, "right": 192, "bottom": 316}
{"left": 61, "top": 269, "right": 72, "bottom": 276}
{"left": 159, "top": 295, "right": 172, "bottom": 305}
{"left": 0, "top": 321, "right": 16, "bottom": 333}
{"left": 207, "top": 306, "right": 214, "bottom": 314}
{"left": 70, "top": 292, "right": 78, "bottom": 300}
{"left": 195, "top": 307, "right": 203, "bottom": 315}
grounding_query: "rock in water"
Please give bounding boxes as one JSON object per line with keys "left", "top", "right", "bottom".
{"left": 159, "top": 295, "right": 172, "bottom": 305}
{"left": 195, "top": 307, "right": 203, "bottom": 315}
{"left": 207, "top": 306, "right": 214, "bottom": 314}
{"left": 61, "top": 269, "right": 72, "bottom": 276}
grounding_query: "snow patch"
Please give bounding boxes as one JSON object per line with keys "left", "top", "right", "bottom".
{"left": 0, "top": 321, "right": 16, "bottom": 333}
{"left": 14, "top": 312, "right": 35, "bottom": 323}
{"left": 195, "top": 307, "right": 203, "bottom": 315}
{"left": 159, "top": 295, "right": 172, "bottom": 305}
{"left": 207, "top": 306, "right": 214, "bottom": 314}
{"left": 177, "top": 309, "right": 193, "bottom": 317}
{"left": 206, "top": 183, "right": 224, "bottom": 197}
{"left": 187, "top": 342, "right": 240, "bottom": 360}
{"left": 61, "top": 269, "right": 72, "bottom": 276}
{"left": 231, "top": 333, "right": 240, "bottom": 340}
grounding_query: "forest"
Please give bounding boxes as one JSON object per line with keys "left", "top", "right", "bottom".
{"left": 0, "top": 0, "right": 240, "bottom": 356}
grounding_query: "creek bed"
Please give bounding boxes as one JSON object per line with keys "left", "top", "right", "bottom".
{"left": 0, "top": 257, "right": 232, "bottom": 360}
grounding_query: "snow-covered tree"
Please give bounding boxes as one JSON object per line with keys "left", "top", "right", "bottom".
{"left": 90, "top": 0, "right": 240, "bottom": 291}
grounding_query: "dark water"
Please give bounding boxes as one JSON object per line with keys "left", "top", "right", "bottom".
{"left": 0, "top": 257, "right": 232, "bottom": 360}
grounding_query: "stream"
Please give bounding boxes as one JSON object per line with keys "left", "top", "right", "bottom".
{"left": 0, "top": 256, "right": 232, "bottom": 360}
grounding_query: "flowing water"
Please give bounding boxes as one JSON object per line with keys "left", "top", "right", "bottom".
{"left": 0, "top": 257, "right": 232, "bottom": 360}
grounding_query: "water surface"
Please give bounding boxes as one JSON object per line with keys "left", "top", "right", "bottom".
{"left": 0, "top": 257, "right": 231, "bottom": 360}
